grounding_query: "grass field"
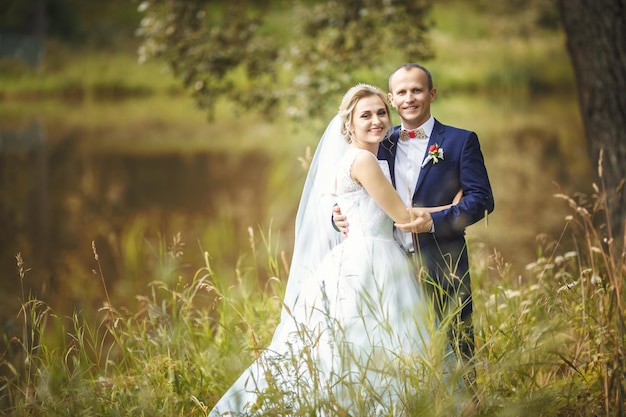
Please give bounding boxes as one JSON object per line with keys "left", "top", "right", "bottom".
{"left": 2, "top": 185, "right": 624, "bottom": 415}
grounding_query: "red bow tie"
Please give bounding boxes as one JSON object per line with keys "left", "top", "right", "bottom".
{"left": 399, "top": 127, "right": 427, "bottom": 141}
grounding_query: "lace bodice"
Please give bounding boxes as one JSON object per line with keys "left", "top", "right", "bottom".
{"left": 334, "top": 148, "right": 395, "bottom": 240}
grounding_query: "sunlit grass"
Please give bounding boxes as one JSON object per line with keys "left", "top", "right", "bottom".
{"left": 428, "top": 32, "right": 574, "bottom": 94}
{"left": 428, "top": 2, "right": 574, "bottom": 94}
{"left": 1, "top": 173, "right": 624, "bottom": 415}
{"left": 0, "top": 94, "right": 301, "bottom": 155}
{"left": 0, "top": 38, "right": 179, "bottom": 97}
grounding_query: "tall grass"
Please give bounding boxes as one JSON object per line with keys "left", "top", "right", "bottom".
{"left": 1, "top": 167, "right": 624, "bottom": 416}
{"left": 470, "top": 152, "right": 625, "bottom": 416}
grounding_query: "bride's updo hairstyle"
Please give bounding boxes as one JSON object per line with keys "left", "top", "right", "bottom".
{"left": 338, "top": 83, "right": 392, "bottom": 144}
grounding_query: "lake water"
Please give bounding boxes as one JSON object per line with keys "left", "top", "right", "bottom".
{"left": 0, "top": 92, "right": 593, "bottom": 330}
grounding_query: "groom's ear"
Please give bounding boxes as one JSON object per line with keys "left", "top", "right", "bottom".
{"left": 429, "top": 88, "right": 437, "bottom": 102}
{"left": 387, "top": 93, "right": 395, "bottom": 108}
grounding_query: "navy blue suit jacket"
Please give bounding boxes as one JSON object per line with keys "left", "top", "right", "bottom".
{"left": 378, "top": 119, "right": 494, "bottom": 300}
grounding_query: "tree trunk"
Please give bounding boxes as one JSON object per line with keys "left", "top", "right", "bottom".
{"left": 558, "top": 0, "right": 626, "bottom": 237}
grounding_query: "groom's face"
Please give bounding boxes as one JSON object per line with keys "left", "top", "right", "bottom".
{"left": 388, "top": 68, "right": 436, "bottom": 129}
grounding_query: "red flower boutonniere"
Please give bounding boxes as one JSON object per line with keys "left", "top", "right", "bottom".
{"left": 421, "top": 144, "right": 444, "bottom": 167}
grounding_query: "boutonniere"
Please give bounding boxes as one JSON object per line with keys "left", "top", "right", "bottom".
{"left": 421, "top": 144, "right": 444, "bottom": 167}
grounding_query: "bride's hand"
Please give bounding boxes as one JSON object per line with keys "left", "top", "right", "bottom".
{"left": 394, "top": 210, "right": 433, "bottom": 233}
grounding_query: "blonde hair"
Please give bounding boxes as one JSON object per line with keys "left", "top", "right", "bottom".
{"left": 338, "top": 83, "right": 392, "bottom": 143}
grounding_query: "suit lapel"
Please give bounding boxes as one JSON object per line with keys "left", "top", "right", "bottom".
{"left": 413, "top": 119, "right": 446, "bottom": 199}
{"left": 381, "top": 128, "right": 399, "bottom": 186}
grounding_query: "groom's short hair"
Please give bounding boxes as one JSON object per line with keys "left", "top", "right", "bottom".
{"left": 388, "top": 63, "right": 434, "bottom": 91}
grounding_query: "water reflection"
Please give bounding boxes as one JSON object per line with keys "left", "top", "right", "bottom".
{"left": 1, "top": 122, "right": 49, "bottom": 282}
{"left": 1, "top": 122, "right": 276, "bottom": 325}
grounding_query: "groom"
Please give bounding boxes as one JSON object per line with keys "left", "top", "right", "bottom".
{"left": 334, "top": 63, "right": 494, "bottom": 372}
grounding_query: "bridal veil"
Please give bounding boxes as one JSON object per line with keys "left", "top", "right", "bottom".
{"left": 279, "top": 114, "right": 348, "bottom": 323}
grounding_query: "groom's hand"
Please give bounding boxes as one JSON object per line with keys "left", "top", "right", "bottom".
{"left": 332, "top": 205, "right": 349, "bottom": 238}
{"left": 394, "top": 211, "right": 433, "bottom": 234}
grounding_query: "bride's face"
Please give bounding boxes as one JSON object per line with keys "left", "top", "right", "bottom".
{"left": 350, "top": 95, "right": 390, "bottom": 146}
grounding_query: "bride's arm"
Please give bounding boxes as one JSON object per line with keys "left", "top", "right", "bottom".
{"left": 350, "top": 151, "right": 416, "bottom": 225}
{"left": 348, "top": 153, "right": 463, "bottom": 234}
{"left": 395, "top": 189, "right": 463, "bottom": 233}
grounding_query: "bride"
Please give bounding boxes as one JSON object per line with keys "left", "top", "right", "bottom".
{"left": 209, "top": 84, "right": 462, "bottom": 416}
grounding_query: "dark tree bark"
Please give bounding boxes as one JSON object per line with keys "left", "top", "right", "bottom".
{"left": 558, "top": 0, "right": 626, "bottom": 237}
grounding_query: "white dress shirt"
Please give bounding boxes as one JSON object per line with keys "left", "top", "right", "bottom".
{"left": 394, "top": 116, "right": 435, "bottom": 251}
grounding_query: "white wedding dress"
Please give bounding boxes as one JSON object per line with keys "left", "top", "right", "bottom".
{"left": 208, "top": 147, "right": 443, "bottom": 416}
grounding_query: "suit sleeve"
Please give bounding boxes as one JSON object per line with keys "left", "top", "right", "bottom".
{"left": 430, "top": 131, "right": 494, "bottom": 239}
